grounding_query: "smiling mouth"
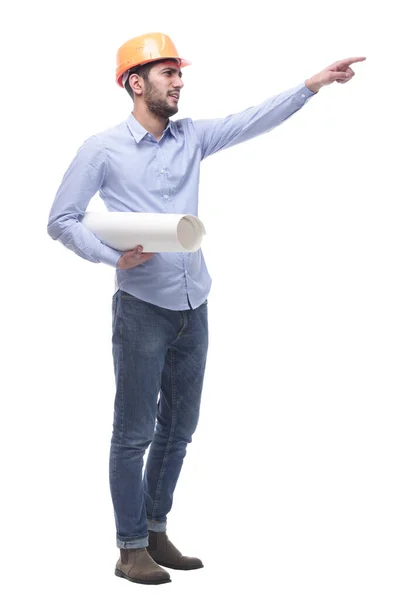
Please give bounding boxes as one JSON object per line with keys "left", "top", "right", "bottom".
{"left": 169, "top": 93, "right": 180, "bottom": 100}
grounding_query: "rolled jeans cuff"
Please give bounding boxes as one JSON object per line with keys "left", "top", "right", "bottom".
{"left": 116, "top": 535, "right": 148, "bottom": 549}
{"left": 147, "top": 518, "right": 167, "bottom": 532}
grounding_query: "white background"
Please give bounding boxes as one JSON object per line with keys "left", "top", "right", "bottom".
{"left": 2, "top": 0, "right": 399, "bottom": 598}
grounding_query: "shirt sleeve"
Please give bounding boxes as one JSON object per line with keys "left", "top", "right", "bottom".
{"left": 47, "top": 135, "right": 123, "bottom": 268}
{"left": 191, "top": 82, "right": 316, "bottom": 160}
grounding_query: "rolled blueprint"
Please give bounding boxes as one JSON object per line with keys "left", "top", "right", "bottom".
{"left": 81, "top": 211, "right": 206, "bottom": 253}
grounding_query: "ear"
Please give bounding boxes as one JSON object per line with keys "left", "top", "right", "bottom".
{"left": 129, "top": 74, "right": 144, "bottom": 96}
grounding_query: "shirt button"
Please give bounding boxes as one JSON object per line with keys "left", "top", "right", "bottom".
{"left": 301, "top": 93, "right": 305, "bottom": 98}
{"left": 164, "top": 194, "right": 169, "bottom": 199}
{"left": 160, "top": 169, "right": 165, "bottom": 174}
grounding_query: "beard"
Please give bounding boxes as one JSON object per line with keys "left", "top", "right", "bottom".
{"left": 143, "top": 81, "right": 178, "bottom": 119}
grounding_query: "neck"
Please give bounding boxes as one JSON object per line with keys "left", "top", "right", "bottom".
{"left": 132, "top": 105, "right": 168, "bottom": 141}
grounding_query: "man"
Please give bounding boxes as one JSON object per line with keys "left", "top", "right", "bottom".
{"left": 47, "top": 32, "right": 365, "bottom": 586}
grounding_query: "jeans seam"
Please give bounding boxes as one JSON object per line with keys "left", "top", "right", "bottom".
{"left": 151, "top": 348, "right": 177, "bottom": 520}
{"left": 111, "top": 293, "right": 124, "bottom": 535}
{"left": 117, "top": 298, "right": 125, "bottom": 441}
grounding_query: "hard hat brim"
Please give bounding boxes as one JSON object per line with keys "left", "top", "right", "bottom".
{"left": 117, "top": 57, "right": 191, "bottom": 88}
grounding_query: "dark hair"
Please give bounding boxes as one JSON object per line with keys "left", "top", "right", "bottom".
{"left": 123, "top": 58, "right": 179, "bottom": 100}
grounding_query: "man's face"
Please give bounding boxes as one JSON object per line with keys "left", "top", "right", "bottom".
{"left": 143, "top": 60, "right": 184, "bottom": 118}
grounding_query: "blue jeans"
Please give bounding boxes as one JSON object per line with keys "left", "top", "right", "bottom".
{"left": 109, "top": 289, "right": 209, "bottom": 549}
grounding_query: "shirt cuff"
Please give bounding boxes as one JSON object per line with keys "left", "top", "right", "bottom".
{"left": 289, "top": 82, "right": 318, "bottom": 106}
{"left": 100, "top": 243, "right": 123, "bottom": 268}
{"left": 301, "top": 82, "right": 318, "bottom": 98}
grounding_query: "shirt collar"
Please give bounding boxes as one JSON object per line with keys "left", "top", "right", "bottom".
{"left": 126, "top": 114, "right": 178, "bottom": 143}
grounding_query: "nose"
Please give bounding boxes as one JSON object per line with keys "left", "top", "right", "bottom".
{"left": 173, "top": 75, "right": 184, "bottom": 89}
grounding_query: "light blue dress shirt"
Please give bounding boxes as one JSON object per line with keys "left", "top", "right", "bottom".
{"left": 47, "top": 82, "right": 316, "bottom": 310}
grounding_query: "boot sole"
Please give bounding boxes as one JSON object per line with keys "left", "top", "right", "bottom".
{"left": 115, "top": 568, "right": 171, "bottom": 585}
{"left": 152, "top": 560, "right": 204, "bottom": 571}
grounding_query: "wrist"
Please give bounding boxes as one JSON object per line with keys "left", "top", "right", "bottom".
{"left": 117, "top": 255, "right": 126, "bottom": 269}
{"left": 305, "top": 78, "right": 322, "bottom": 94}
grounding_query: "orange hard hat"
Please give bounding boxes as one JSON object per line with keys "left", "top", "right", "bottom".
{"left": 116, "top": 32, "right": 191, "bottom": 87}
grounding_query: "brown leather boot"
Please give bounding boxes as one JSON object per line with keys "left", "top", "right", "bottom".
{"left": 147, "top": 531, "right": 204, "bottom": 570}
{"left": 115, "top": 548, "right": 171, "bottom": 585}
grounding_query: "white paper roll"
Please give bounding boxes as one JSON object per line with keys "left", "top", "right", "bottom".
{"left": 81, "top": 212, "right": 206, "bottom": 253}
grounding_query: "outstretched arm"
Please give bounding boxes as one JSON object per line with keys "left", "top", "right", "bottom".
{"left": 192, "top": 56, "right": 366, "bottom": 160}
{"left": 192, "top": 82, "right": 316, "bottom": 160}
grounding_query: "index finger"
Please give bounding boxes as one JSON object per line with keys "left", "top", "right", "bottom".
{"left": 335, "top": 57, "right": 366, "bottom": 67}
